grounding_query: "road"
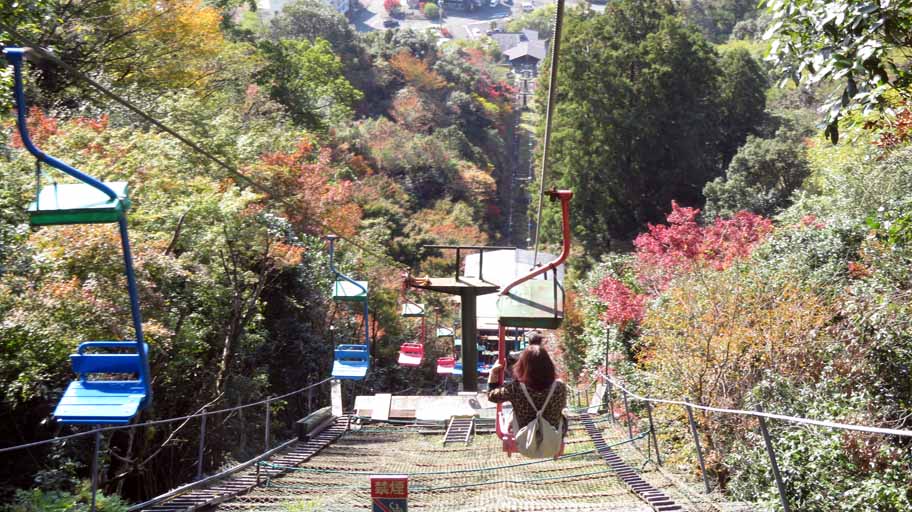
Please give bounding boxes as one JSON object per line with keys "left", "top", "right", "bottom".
{"left": 351, "top": 0, "right": 601, "bottom": 39}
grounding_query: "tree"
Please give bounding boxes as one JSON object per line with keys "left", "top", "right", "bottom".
{"left": 679, "top": 0, "right": 759, "bottom": 42}
{"left": 763, "top": 0, "right": 912, "bottom": 143}
{"left": 423, "top": 2, "right": 439, "bottom": 19}
{"left": 256, "top": 38, "right": 363, "bottom": 128}
{"left": 703, "top": 118, "right": 811, "bottom": 219}
{"left": 716, "top": 48, "right": 769, "bottom": 166}
{"left": 541, "top": 0, "right": 725, "bottom": 253}
{"left": 505, "top": 5, "right": 556, "bottom": 36}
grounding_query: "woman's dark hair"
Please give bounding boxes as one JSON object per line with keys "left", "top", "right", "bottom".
{"left": 513, "top": 344, "right": 556, "bottom": 391}
{"left": 527, "top": 332, "right": 545, "bottom": 346}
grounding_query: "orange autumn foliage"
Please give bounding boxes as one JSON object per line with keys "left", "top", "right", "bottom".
{"left": 389, "top": 51, "right": 447, "bottom": 92}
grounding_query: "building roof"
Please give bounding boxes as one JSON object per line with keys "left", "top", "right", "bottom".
{"left": 504, "top": 40, "right": 548, "bottom": 62}
{"left": 490, "top": 29, "right": 548, "bottom": 63}
{"left": 490, "top": 32, "right": 524, "bottom": 52}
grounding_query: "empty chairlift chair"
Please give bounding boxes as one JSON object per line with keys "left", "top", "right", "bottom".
{"left": 436, "top": 357, "right": 456, "bottom": 375}
{"left": 327, "top": 235, "right": 370, "bottom": 380}
{"left": 332, "top": 344, "right": 370, "bottom": 380}
{"left": 495, "top": 190, "right": 573, "bottom": 454}
{"left": 398, "top": 298, "right": 426, "bottom": 367}
{"left": 4, "top": 47, "right": 152, "bottom": 425}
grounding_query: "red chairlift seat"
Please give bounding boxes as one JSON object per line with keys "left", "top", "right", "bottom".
{"left": 397, "top": 342, "right": 424, "bottom": 367}
{"left": 436, "top": 357, "right": 456, "bottom": 375}
{"left": 495, "top": 190, "right": 573, "bottom": 457}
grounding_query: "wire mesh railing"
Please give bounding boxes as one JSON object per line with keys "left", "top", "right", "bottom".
{"left": 1, "top": 376, "right": 333, "bottom": 511}
{"left": 594, "top": 371, "right": 912, "bottom": 512}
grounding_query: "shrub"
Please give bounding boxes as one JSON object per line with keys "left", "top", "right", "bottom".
{"left": 423, "top": 2, "right": 439, "bottom": 19}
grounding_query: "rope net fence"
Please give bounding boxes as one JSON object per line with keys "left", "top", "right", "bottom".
{"left": 214, "top": 417, "right": 745, "bottom": 512}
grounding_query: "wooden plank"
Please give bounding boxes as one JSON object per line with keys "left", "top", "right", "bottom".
{"left": 589, "top": 382, "right": 606, "bottom": 413}
{"left": 331, "top": 379, "right": 343, "bottom": 417}
{"left": 371, "top": 393, "right": 392, "bottom": 421}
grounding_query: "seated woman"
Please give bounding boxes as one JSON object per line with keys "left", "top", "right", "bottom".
{"left": 487, "top": 344, "right": 567, "bottom": 457}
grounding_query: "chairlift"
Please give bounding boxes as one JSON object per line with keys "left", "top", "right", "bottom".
{"left": 495, "top": 190, "right": 572, "bottom": 454}
{"left": 398, "top": 277, "right": 426, "bottom": 367}
{"left": 5, "top": 48, "right": 153, "bottom": 425}
{"left": 327, "top": 235, "right": 370, "bottom": 380}
{"left": 436, "top": 357, "right": 456, "bottom": 375}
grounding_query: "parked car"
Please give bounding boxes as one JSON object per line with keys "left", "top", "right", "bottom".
{"left": 383, "top": 18, "right": 399, "bottom": 27}
{"left": 521, "top": 1, "right": 533, "bottom": 11}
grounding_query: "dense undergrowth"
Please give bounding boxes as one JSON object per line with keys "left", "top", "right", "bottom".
{"left": 558, "top": 1, "right": 912, "bottom": 510}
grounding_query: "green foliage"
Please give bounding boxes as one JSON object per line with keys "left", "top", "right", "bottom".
{"left": 680, "top": 0, "right": 759, "bottom": 42}
{"left": 423, "top": 2, "right": 439, "bottom": 19}
{"left": 763, "top": 0, "right": 912, "bottom": 143}
{"left": 256, "top": 38, "right": 363, "bottom": 128}
{"left": 716, "top": 47, "right": 769, "bottom": 163}
{"left": 727, "top": 382, "right": 912, "bottom": 511}
{"left": 541, "top": 0, "right": 766, "bottom": 253}
{"left": 505, "top": 5, "right": 556, "bottom": 36}
{"left": 4, "top": 482, "right": 130, "bottom": 512}
{"left": 704, "top": 116, "right": 812, "bottom": 219}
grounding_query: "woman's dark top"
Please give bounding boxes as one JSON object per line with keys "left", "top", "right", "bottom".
{"left": 488, "top": 380, "right": 567, "bottom": 430}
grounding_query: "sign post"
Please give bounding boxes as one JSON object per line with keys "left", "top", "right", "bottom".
{"left": 371, "top": 475, "right": 408, "bottom": 512}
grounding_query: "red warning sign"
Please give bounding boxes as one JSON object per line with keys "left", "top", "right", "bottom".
{"left": 371, "top": 475, "right": 408, "bottom": 511}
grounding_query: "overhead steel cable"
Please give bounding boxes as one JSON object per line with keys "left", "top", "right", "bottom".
{"left": 531, "top": 0, "right": 566, "bottom": 265}
{"left": 0, "top": 24, "right": 409, "bottom": 272}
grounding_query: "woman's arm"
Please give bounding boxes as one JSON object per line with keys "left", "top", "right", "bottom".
{"left": 487, "top": 383, "right": 513, "bottom": 403}
{"left": 486, "top": 364, "right": 512, "bottom": 403}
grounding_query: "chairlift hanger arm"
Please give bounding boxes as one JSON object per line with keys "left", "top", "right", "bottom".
{"left": 4, "top": 48, "right": 118, "bottom": 200}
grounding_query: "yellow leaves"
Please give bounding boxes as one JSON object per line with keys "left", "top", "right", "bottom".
{"left": 117, "top": 0, "right": 226, "bottom": 89}
{"left": 456, "top": 162, "right": 496, "bottom": 205}
{"left": 640, "top": 267, "right": 833, "bottom": 408}
{"left": 472, "top": 94, "right": 500, "bottom": 117}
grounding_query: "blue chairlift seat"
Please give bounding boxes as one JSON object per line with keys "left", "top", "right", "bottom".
{"left": 54, "top": 341, "right": 150, "bottom": 425}
{"left": 332, "top": 344, "right": 370, "bottom": 380}
{"left": 30, "top": 182, "right": 130, "bottom": 226}
{"left": 332, "top": 280, "right": 368, "bottom": 302}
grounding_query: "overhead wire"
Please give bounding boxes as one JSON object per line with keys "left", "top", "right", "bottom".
{"left": 531, "top": 0, "right": 566, "bottom": 265}
{"left": 0, "top": 24, "right": 410, "bottom": 273}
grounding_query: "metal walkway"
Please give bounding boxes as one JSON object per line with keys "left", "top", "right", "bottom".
{"left": 138, "top": 417, "right": 349, "bottom": 512}
{"left": 443, "top": 416, "right": 475, "bottom": 445}
{"left": 580, "top": 413, "right": 682, "bottom": 511}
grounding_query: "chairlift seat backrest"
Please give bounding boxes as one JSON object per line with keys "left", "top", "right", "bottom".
{"left": 332, "top": 344, "right": 369, "bottom": 380}
{"left": 54, "top": 341, "right": 150, "bottom": 425}
{"left": 436, "top": 356, "right": 456, "bottom": 375}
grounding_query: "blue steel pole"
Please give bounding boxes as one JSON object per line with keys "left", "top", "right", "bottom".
{"left": 4, "top": 48, "right": 118, "bottom": 200}
{"left": 118, "top": 216, "right": 151, "bottom": 401}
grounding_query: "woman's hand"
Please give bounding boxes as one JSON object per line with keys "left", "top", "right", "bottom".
{"left": 488, "top": 363, "right": 503, "bottom": 385}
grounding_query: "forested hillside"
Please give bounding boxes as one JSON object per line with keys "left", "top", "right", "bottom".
{"left": 555, "top": 0, "right": 912, "bottom": 510}
{"left": 0, "top": 0, "right": 515, "bottom": 504}
{"left": 2, "top": 0, "right": 912, "bottom": 510}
